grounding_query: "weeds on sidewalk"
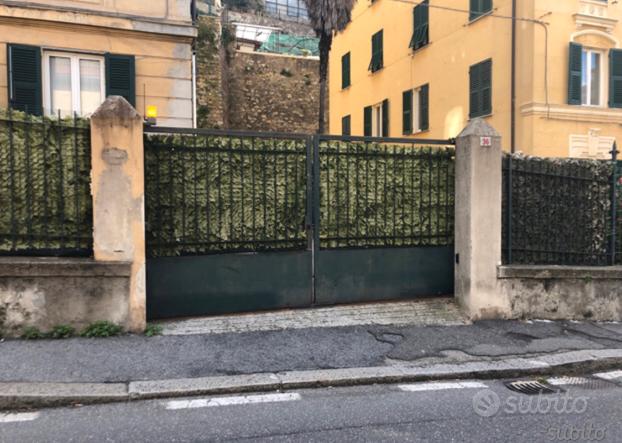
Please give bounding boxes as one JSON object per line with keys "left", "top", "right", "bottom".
{"left": 49, "top": 325, "right": 76, "bottom": 339}
{"left": 21, "top": 326, "right": 45, "bottom": 340}
{"left": 80, "top": 321, "right": 123, "bottom": 338}
{"left": 144, "top": 324, "right": 163, "bottom": 337}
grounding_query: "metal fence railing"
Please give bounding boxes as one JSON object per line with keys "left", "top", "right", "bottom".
{"left": 144, "top": 127, "right": 309, "bottom": 258}
{"left": 0, "top": 108, "right": 92, "bottom": 257}
{"left": 316, "top": 136, "right": 455, "bottom": 250}
{"left": 502, "top": 146, "right": 621, "bottom": 266}
{"left": 144, "top": 129, "right": 456, "bottom": 258}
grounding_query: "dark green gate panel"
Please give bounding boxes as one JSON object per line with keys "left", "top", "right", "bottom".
{"left": 314, "top": 246, "right": 454, "bottom": 305}
{"left": 147, "top": 250, "right": 312, "bottom": 319}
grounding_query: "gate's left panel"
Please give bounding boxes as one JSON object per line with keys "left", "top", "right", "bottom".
{"left": 144, "top": 129, "right": 312, "bottom": 319}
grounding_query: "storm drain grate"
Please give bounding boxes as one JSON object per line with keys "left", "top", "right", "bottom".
{"left": 504, "top": 380, "right": 561, "bottom": 395}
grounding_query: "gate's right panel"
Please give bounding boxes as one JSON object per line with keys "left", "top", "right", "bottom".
{"left": 314, "top": 136, "right": 455, "bottom": 305}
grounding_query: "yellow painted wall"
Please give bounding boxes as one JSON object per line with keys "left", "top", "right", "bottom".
{"left": 330, "top": 0, "right": 622, "bottom": 158}
{"left": 0, "top": 1, "right": 195, "bottom": 127}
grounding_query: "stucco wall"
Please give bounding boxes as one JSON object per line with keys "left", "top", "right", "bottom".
{"left": 0, "top": 2, "right": 195, "bottom": 127}
{"left": 329, "top": 0, "right": 622, "bottom": 157}
{"left": 498, "top": 265, "right": 622, "bottom": 321}
{"left": 0, "top": 258, "right": 131, "bottom": 337}
{"left": 8, "top": 0, "right": 193, "bottom": 23}
{"left": 226, "top": 50, "right": 319, "bottom": 132}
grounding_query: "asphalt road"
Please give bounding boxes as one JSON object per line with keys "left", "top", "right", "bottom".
{"left": 2, "top": 373, "right": 622, "bottom": 442}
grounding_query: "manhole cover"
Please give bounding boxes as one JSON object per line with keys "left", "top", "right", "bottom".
{"left": 504, "top": 380, "right": 561, "bottom": 395}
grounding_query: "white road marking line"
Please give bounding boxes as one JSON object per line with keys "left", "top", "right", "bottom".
{"left": 594, "top": 370, "right": 622, "bottom": 381}
{"left": 398, "top": 381, "right": 488, "bottom": 392}
{"left": 164, "top": 393, "right": 301, "bottom": 410}
{"left": 0, "top": 412, "right": 40, "bottom": 423}
{"left": 547, "top": 376, "right": 591, "bottom": 386}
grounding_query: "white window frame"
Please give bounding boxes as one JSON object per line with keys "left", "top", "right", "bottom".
{"left": 372, "top": 102, "right": 383, "bottom": 137}
{"left": 43, "top": 50, "right": 106, "bottom": 117}
{"left": 411, "top": 86, "right": 424, "bottom": 134}
{"left": 581, "top": 48, "right": 606, "bottom": 107}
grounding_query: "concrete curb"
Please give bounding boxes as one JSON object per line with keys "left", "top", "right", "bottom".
{"left": 2, "top": 349, "right": 622, "bottom": 410}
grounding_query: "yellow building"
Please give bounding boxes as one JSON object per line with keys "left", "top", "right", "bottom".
{"left": 1, "top": 0, "right": 197, "bottom": 127}
{"left": 329, "top": 0, "right": 622, "bottom": 158}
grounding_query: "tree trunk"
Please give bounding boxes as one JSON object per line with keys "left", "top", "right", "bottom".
{"left": 318, "top": 33, "right": 332, "bottom": 134}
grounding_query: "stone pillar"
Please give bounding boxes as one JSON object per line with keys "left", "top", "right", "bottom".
{"left": 90, "top": 96, "right": 146, "bottom": 332}
{"left": 454, "top": 118, "right": 510, "bottom": 319}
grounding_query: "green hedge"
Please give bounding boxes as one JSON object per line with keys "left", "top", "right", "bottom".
{"left": 144, "top": 134, "right": 455, "bottom": 256}
{"left": 0, "top": 109, "right": 92, "bottom": 255}
{"left": 502, "top": 153, "right": 619, "bottom": 265}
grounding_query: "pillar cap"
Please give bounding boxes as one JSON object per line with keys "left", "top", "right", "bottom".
{"left": 457, "top": 118, "right": 500, "bottom": 138}
{"left": 92, "top": 96, "right": 141, "bottom": 121}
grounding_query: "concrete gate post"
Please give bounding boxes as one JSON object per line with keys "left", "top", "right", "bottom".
{"left": 90, "top": 96, "right": 146, "bottom": 332}
{"left": 454, "top": 118, "right": 510, "bottom": 319}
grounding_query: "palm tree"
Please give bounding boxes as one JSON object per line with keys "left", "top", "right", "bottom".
{"left": 304, "top": 0, "right": 354, "bottom": 133}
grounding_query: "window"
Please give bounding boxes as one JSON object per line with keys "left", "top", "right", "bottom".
{"left": 369, "top": 30, "right": 384, "bottom": 72}
{"left": 43, "top": 51, "right": 105, "bottom": 117}
{"left": 410, "top": 0, "right": 429, "bottom": 51}
{"left": 364, "top": 99, "right": 389, "bottom": 137}
{"left": 569, "top": 43, "right": 618, "bottom": 107}
{"left": 342, "top": 52, "right": 351, "bottom": 89}
{"left": 342, "top": 115, "right": 351, "bottom": 136}
{"left": 470, "top": 0, "right": 492, "bottom": 21}
{"left": 403, "top": 84, "right": 429, "bottom": 134}
{"left": 469, "top": 59, "right": 492, "bottom": 118}
{"left": 581, "top": 49, "right": 604, "bottom": 106}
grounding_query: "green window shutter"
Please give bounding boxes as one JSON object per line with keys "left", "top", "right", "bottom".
{"left": 470, "top": 59, "right": 492, "bottom": 118}
{"left": 568, "top": 43, "right": 582, "bottom": 105}
{"left": 609, "top": 49, "right": 622, "bottom": 108}
{"left": 469, "top": 63, "right": 481, "bottom": 118}
{"left": 470, "top": 0, "right": 491, "bottom": 21}
{"left": 105, "top": 53, "right": 136, "bottom": 107}
{"left": 402, "top": 90, "right": 413, "bottom": 134}
{"left": 410, "top": 1, "right": 429, "bottom": 50}
{"left": 469, "top": 0, "right": 479, "bottom": 20}
{"left": 419, "top": 84, "right": 429, "bottom": 131}
{"left": 369, "top": 30, "right": 383, "bottom": 72}
{"left": 342, "top": 52, "right": 351, "bottom": 89}
{"left": 481, "top": 59, "right": 492, "bottom": 115}
{"left": 342, "top": 115, "right": 351, "bottom": 136}
{"left": 7, "top": 44, "right": 42, "bottom": 115}
{"left": 364, "top": 106, "right": 372, "bottom": 136}
{"left": 382, "top": 99, "right": 389, "bottom": 137}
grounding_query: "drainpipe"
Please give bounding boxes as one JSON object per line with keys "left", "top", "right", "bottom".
{"left": 510, "top": 0, "right": 516, "bottom": 154}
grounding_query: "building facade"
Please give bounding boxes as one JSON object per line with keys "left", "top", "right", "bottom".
{"left": 2, "top": 0, "right": 196, "bottom": 127}
{"left": 329, "top": 0, "right": 622, "bottom": 158}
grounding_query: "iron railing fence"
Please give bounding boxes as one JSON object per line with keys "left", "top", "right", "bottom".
{"left": 0, "top": 108, "right": 92, "bottom": 257}
{"left": 502, "top": 148, "right": 620, "bottom": 266}
{"left": 316, "top": 135, "right": 455, "bottom": 250}
{"left": 144, "top": 129, "right": 456, "bottom": 258}
{"left": 614, "top": 156, "right": 622, "bottom": 263}
{"left": 144, "top": 127, "right": 310, "bottom": 258}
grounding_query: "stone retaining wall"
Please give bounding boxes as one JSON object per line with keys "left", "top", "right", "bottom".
{"left": 498, "top": 265, "right": 622, "bottom": 321}
{"left": 0, "top": 258, "right": 131, "bottom": 337}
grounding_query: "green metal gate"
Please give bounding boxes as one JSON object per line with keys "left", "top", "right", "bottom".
{"left": 144, "top": 128, "right": 455, "bottom": 319}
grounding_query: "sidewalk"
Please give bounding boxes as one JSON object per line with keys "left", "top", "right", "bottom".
{"left": 1, "top": 298, "right": 622, "bottom": 409}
